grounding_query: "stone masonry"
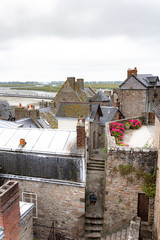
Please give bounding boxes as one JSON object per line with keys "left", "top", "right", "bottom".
{"left": 14, "top": 179, "right": 85, "bottom": 239}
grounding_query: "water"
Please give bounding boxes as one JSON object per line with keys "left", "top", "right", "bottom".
{"left": 0, "top": 87, "right": 57, "bottom": 108}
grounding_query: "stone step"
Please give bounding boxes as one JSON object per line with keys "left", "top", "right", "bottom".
{"left": 105, "top": 228, "right": 129, "bottom": 240}
{"left": 87, "top": 167, "right": 104, "bottom": 171}
{"left": 85, "top": 224, "right": 103, "bottom": 231}
{"left": 90, "top": 158, "right": 105, "bottom": 161}
{"left": 87, "top": 161, "right": 105, "bottom": 165}
{"left": 87, "top": 163, "right": 105, "bottom": 168}
{"left": 88, "top": 159, "right": 105, "bottom": 163}
{"left": 85, "top": 232, "right": 101, "bottom": 238}
{"left": 85, "top": 218, "right": 103, "bottom": 225}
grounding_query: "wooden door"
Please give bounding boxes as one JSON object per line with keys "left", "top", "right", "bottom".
{"left": 138, "top": 193, "right": 149, "bottom": 221}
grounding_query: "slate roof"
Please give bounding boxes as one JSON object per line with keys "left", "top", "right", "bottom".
{"left": 15, "top": 118, "right": 39, "bottom": 128}
{"left": 56, "top": 103, "right": 89, "bottom": 118}
{"left": 84, "top": 87, "right": 96, "bottom": 98}
{"left": 99, "top": 107, "right": 125, "bottom": 126}
{"left": 39, "top": 107, "right": 58, "bottom": 129}
{"left": 120, "top": 73, "right": 159, "bottom": 88}
{"left": 90, "top": 90, "right": 111, "bottom": 102}
{"left": 56, "top": 103, "right": 102, "bottom": 121}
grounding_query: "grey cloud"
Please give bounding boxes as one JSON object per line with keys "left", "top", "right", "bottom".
{"left": 0, "top": 0, "right": 160, "bottom": 41}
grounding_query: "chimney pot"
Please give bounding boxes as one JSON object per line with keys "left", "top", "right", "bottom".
{"left": 127, "top": 67, "right": 138, "bottom": 77}
{"left": 19, "top": 103, "right": 22, "bottom": 108}
{"left": 20, "top": 138, "right": 26, "bottom": 146}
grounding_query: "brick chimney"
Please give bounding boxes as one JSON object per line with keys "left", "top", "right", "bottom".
{"left": 127, "top": 67, "right": 138, "bottom": 77}
{"left": 67, "top": 77, "right": 75, "bottom": 90}
{"left": 77, "top": 79, "right": 84, "bottom": 90}
{"left": 77, "top": 118, "right": 85, "bottom": 149}
{"left": 0, "top": 181, "right": 20, "bottom": 240}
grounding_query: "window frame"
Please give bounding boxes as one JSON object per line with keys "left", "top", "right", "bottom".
{"left": 22, "top": 192, "right": 38, "bottom": 218}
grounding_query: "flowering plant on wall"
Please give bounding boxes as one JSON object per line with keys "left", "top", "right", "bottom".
{"left": 110, "top": 122, "right": 125, "bottom": 143}
{"left": 129, "top": 119, "right": 142, "bottom": 129}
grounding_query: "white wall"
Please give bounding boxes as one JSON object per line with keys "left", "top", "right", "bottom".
{"left": 57, "top": 118, "right": 89, "bottom": 136}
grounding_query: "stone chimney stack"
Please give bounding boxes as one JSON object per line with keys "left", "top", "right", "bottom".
{"left": 77, "top": 118, "right": 85, "bottom": 149}
{"left": 127, "top": 67, "right": 138, "bottom": 78}
{"left": 0, "top": 181, "right": 20, "bottom": 240}
{"left": 67, "top": 77, "right": 75, "bottom": 90}
{"left": 77, "top": 79, "right": 84, "bottom": 90}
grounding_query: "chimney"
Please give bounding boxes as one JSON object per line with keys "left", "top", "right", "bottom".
{"left": 67, "top": 77, "right": 75, "bottom": 90}
{"left": 127, "top": 67, "right": 138, "bottom": 77}
{"left": 77, "top": 118, "right": 85, "bottom": 149}
{"left": 77, "top": 79, "right": 84, "bottom": 90}
{"left": 0, "top": 181, "right": 20, "bottom": 240}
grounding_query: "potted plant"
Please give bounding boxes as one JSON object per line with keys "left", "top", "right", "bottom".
{"left": 125, "top": 122, "right": 130, "bottom": 130}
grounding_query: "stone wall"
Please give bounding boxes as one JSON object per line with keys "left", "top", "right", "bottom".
{"left": 89, "top": 112, "right": 100, "bottom": 155}
{"left": 117, "top": 89, "right": 147, "bottom": 118}
{"left": 104, "top": 121, "right": 157, "bottom": 235}
{"left": 153, "top": 116, "right": 160, "bottom": 239}
{"left": 15, "top": 107, "right": 39, "bottom": 121}
{"left": 53, "top": 79, "right": 88, "bottom": 110}
{"left": 20, "top": 208, "right": 33, "bottom": 240}
{"left": 14, "top": 179, "right": 85, "bottom": 239}
{"left": 104, "top": 148, "right": 157, "bottom": 234}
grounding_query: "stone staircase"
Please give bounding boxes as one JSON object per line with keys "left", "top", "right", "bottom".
{"left": 87, "top": 158, "right": 105, "bottom": 171}
{"left": 85, "top": 216, "right": 103, "bottom": 239}
{"left": 105, "top": 227, "right": 130, "bottom": 240}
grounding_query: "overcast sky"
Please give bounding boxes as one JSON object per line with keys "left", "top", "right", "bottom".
{"left": 0, "top": 0, "right": 160, "bottom": 82}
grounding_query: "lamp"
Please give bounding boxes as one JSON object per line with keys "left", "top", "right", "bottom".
{"left": 89, "top": 192, "right": 97, "bottom": 206}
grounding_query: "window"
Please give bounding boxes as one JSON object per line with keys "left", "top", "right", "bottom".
{"left": 22, "top": 192, "right": 37, "bottom": 218}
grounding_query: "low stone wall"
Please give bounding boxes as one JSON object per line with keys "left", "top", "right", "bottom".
{"left": 20, "top": 208, "right": 33, "bottom": 240}
{"left": 128, "top": 216, "right": 141, "bottom": 240}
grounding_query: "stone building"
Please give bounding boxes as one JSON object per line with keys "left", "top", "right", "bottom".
{"left": 0, "top": 180, "right": 33, "bottom": 240}
{"left": 98, "top": 107, "right": 125, "bottom": 147}
{"left": 104, "top": 118, "right": 157, "bottom": 239}
{"left": 0, "top": 125, "right": 86, "bottom": 239}
{"left": 52, "top": 77, "right": 95, "bottom": 110}
{"left": 153, "top": 105, "right": 160, "bottom": 239}
{"left": 114, "top": 67, "right": 160, "bottom": 118}
{"left": 90, "top": 90, "right": 112, "bottom": 106}
{"left": 56, "top": 102, "right": 103, "bottom": 155}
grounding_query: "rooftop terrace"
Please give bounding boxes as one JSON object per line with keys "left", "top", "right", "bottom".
{"left": 123, "top": 125, "right": 155, "bottom": 148}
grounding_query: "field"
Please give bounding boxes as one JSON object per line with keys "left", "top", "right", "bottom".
{"left": 0, "top": 82, "right": 120, "bottom": 92}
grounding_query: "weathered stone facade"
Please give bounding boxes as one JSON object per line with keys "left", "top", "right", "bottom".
{"left": 115, "top": 68, "right": 160, "bottom": 118}
{"left": 104, "top": 148, "right": 157, "bottom": 234}
{"left": 117, "top": 89, "right": 147, "bottom": 118}
{"left": 153, "top": 116, "right": 160, "bottom": 239}
{"left": 104, "top": 119, "right": 157, "bottom": 236}
{"left": 52, "top": 77, "right": 94, "bottom": 110}
{"left": 15, "top": 107, "right": 39, "bottom": 121}
{"left": 15, "top": 179, "right": 85, "bottom": 239}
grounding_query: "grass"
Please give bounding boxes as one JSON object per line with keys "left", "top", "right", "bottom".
{"left": 0, "top": 82, "right": 120, "bottom": 92}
